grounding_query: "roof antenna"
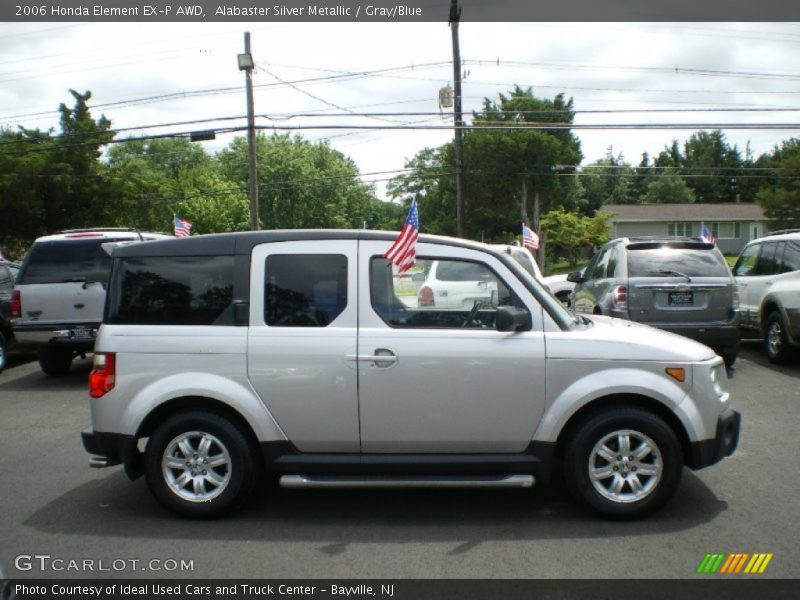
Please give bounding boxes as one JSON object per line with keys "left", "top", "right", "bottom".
{"left": 131, "top": 223, "right": 144, "bottom": 242}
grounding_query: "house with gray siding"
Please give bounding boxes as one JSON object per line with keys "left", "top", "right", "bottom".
{"left": 601, "top": 203, "right": 767, "bottom": 255}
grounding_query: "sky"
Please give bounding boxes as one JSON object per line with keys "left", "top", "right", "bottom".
{"left": 1, "top": 21, "right": 799, "bottom": 200}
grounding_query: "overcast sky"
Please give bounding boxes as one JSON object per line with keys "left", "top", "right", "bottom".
{"left": 1, "top": 21, "right": 799, "bottom": 199}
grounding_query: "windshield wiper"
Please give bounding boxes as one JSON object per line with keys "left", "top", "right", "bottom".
{"left": 646, "top": 270, "right": 692, "bottom": 282}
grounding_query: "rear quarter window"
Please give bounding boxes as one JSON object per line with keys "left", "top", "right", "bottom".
{"left": 107, "top": 256, "right": 235, "bottom": 325}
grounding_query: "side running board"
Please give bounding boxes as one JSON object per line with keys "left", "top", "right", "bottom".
{"left": 279, "top": 474, "right": 535, "bottom": 489}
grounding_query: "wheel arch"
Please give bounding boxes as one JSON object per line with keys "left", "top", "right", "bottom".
{"left": 760, "top": 298, "right": 782, "bottom": 334}
{"left": 553, "top": 393, "right": 693, "bottom": 467}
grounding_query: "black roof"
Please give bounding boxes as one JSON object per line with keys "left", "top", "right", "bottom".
{"left": 112, "top": 229, "right": 492, "bottom": 258}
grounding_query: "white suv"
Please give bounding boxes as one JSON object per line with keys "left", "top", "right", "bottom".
{"left": 733, "top": 230, "right": 800, "bottom": 363}
{"left": 12, "top": 228, "right": 170, "bottom": 376}
{"left": 82, "top": 231, "right": 740, "bottom": 519}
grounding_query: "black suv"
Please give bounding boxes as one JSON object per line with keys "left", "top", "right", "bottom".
{"left": 569, "top": 237, "right": 740, "bottom": 367}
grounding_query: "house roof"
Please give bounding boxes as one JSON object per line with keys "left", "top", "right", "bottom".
{"left": 601, "top": 203, "right": 765, "bottom": 222}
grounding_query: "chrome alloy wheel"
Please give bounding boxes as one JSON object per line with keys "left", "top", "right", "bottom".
{"left": 588, "top": 429, "right": 662, "bottom": 504}
{"left": 162, "top": 431, "right": 231, "bottom": 502}
{"left": 767, "top": 319, "right": 783, "bottom": 358}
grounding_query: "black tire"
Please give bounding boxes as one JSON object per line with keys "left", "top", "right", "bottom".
{"left": 0, "top": 330, "right": 7, "bottom": 373}
{"left": 38, "top": 347, "right": 73, "bottom": 377}
{"left": 145, "top": 411, "right": 258, "bottom": 519}
{"left": 764, "top": 310, "right": 797, "bottom": 365}
{"left": 564, "top": 407, "right": 683, "bottom": 519}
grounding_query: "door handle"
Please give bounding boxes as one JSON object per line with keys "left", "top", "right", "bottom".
{"left": 345, "top": 349, "right": 397, "bottom": 367}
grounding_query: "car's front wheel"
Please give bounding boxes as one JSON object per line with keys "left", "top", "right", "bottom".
{"left": 564, "top": 408, "right": 683, "bottom": 519}
{"left": 144, "top": 411, "right": 258, "bottom": 518}
{"left": 764, "top": 310, "right": 796, "bottom": 364}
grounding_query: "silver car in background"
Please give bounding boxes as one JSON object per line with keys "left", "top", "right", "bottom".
{"left": 570, "top": 237, "right": 740, "bottom": 368}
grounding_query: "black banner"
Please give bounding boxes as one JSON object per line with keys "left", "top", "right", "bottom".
{"left": 4, "top": 0, "right": 800, "bottom": 22}
{"left": 3, "top": 580, "right": 800, "bottom": 600}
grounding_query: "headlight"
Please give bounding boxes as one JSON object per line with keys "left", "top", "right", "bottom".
{"left": 709, "top": 364, "right": 727, "bottom": 401}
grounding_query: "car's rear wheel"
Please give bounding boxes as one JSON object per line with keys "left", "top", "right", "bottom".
{"left": 764, "top": 310, "right": 796, "bottom": 364}
{"left": 564, "top": 408, "right": 683, "bottom": 519}
{"left": 38, "top": 347, "right": 73, "bottom": 377}
{"left": 145, "top": 411, "right": 258, "bottom": 519}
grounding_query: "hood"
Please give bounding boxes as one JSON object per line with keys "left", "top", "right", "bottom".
{"left": 547, "top": 314, "right": 717, "bottom": 362}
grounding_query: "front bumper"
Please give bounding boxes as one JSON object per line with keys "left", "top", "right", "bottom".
{"left": 687, "top": 408, "right": 741, "bottom": 470}
{"left": 81, "top": 428, "right": 143, "bottom": 479}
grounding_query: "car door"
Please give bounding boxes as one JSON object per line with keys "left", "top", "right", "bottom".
{"left": 247, "top": 240, "right": 360, "bottom": 452}
{"left": 733, "top": 242, "right": 761, "bottom": 329}
{"left": 573, "top": 245, "right": 612, "bottom": 315}
{"left": 735, "top": 241, "right": 782, "bottom": 329}
{"left": 356, "top": 240, "right": 547, "bottom": 453}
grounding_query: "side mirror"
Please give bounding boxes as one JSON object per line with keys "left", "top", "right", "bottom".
{"left": 567, "top": 270, "right": 585, "bottom": 284}
{"left": 495, "top": 306, "right": 531, "bottom": 332}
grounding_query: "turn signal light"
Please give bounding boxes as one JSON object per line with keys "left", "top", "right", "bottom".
{"left": 10, "top": 290, "right": 21, "bottom": 318}
{"left": 665, "top": 367, "right": 685, "bottom": 382}
{"left": 89, "top": 352, "right": 116, "bottom": 398}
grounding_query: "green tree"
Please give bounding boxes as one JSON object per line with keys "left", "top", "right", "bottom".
{"left": 756, "top": 138, "right": 800, "bottom": 229}
{"left": 580, "top": 147, "right": 636, "bottom": 210}
{"left": 540, "top": 208, "right": 611, "bottom": 268}
{"left": 106, "top": 137, "right": 220, "bottom": 231}
{"left": 0, "top": 90, "right": 113, "bottom": 251}
{"left": 217, "top": 133, "right": 379, "bottom": 230}
{"left": 388, "top": 86, "right": 582, "bottom": 241}
{"left": 643, "top": 173, "right": 695, "bottom": 204}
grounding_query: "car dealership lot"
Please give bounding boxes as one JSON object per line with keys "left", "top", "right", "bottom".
{"left": 0, "top": 344, "right": 798, "bottom": 580}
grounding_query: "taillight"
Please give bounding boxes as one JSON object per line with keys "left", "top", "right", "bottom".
{"left": 418, "top": 285, "right": 434, "bottom": 307}
{"left": 89, "top": 352, "right": 116, "bottom": 398}
{"left": 612, "top": 285, "right": 628, "bottom": 310}
{"left": 10, "top": 290, "right": 21, "bottom": 318}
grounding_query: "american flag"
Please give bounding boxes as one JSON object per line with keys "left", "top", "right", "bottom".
{"left": 173, "top": 214, "right": 193, "bottom": 237}
{"left": 701, "top": 224, "right": 716, "bottom": 245}
{"left": 385, "top": 199, "right": 419, "bottom": 273}
{"left": 522, "top": 224, "right": 540, "bottom": 251}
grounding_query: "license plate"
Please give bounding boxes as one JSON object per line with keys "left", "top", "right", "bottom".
{"left": 668, "top": 291, "right": 694, "bottom": 306}
{"left": 71, "top": 327, "right": 94, "bottom": 339}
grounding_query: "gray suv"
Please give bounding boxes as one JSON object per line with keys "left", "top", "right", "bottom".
{"left": 82, "top": 231, "right": 740, "bottom": 520}
{"left": 570, "top": 237, "right": 740, "bottom": 368}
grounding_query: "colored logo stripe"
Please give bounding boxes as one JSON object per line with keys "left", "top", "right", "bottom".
{"left": 697, "top": 553, "right": 773, "bottom": 574}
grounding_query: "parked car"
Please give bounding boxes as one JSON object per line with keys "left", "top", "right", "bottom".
{"left": 0, "top": 259, "right": 20, "bottom": 373}
{"left": 82, "top": 230, "right": 739, "bottom": 520}
{"left": 732, "top": 231, "right": 800, "bottom": 363}
{"left": 12, "top": 228, "right": 170, "bottom": 376}
{"left": 542, "top": 269, "right": 582, "bottom": 308}
{"left": 417, "top": 245, "right": 542, "bottom": 309}
{"left": 570, "top": 237, "right": 740, "bottom": 367}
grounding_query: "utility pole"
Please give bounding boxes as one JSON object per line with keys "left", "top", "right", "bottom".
{"left": 238, "top": 32, "right": 260, "bottom": 231}
{"left": 449, "top": 0, "right": 465, "bottom": 238}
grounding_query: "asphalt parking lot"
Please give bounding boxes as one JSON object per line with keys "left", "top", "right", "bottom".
{"left": 0, "top": 342, "right": 798, "bottom": 580}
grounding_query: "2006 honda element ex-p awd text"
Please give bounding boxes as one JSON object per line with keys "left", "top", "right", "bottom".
{"left": 82, "top": 230, "right": 740, "bottom": 519}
